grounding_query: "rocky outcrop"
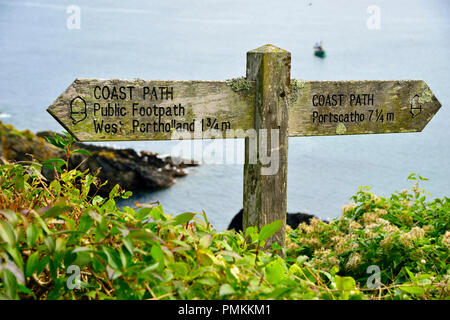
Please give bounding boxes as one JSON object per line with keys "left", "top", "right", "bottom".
{"left": 0, "top": 124, "right": 62, "bottom": 163}
{"left": 56, "top": 138, "right": 197, "bottom": 195}
{"left": 228, "top": 208, "right": 325, "bottom": 232}
{"left": 0, "top": 121, "right": 197, "bottom": 196}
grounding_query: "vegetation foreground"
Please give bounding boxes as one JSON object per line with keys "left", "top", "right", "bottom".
{"left": 0, "top": 132, "right": 448, "bottom": 300}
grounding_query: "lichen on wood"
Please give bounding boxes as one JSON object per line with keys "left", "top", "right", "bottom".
{"left": 290, "top": 79, "right": 306, "bottom": 105}
{"left": 288, "top": 80, "right": 441, "bottom": 137}
{"left": 225, "top": 77, "right": 252, "bottom": 92}
{"left": 47, "top": 79, "right": 255, "bottom": 141}
{"left": 243, "top": 44, "right": 291, "bottom": 250}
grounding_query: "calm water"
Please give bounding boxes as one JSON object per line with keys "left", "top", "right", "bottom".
{"left": 0, "top": 0, "right": 449, "bottom": 230}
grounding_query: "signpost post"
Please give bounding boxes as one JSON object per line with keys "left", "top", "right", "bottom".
{"left": 243, "top": 45, "right": 290, "bottom": 249}
{"left": 47, "top": 44, "right": 442, "bottom": 249}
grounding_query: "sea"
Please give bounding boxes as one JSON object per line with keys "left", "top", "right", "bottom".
{"left": 0, "top": 0, "right": 449, "bottom": 231}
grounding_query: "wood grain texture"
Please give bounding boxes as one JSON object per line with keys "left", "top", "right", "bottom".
{"left": 47, "top": 79, "right": 255, "bottom": 141}
{"left": 243, "top": 44, "right": 290, "bottom": 249}
{"left": 48, "top": 79, "right": 441, "bottom": 141}
{"left": 289, "top": 79, "right": 441, "bottom": 137}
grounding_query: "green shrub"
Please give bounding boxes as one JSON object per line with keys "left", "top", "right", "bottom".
{"left": 0, "top": 134, "right": 448, "bottom": 300}
{"left": 287, "top": 174, "right": 449, "bottom": 299}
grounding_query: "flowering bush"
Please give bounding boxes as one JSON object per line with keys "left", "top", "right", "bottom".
{"left": 287, "top": 174, "right": 449, "bottom": 299}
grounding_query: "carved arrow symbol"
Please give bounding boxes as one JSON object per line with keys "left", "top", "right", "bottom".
{"left": 410, "top": 94, "right": 422, "bottom": 118}
{"left": 70, "top": 96, "right": 87, "bottom": 125}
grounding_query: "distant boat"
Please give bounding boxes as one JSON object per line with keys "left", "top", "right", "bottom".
{"left": 314, "top": 50, "right": 326, "bottom": 58}
{"left": 314, "top": 42, "right": 326, "bottom": 58}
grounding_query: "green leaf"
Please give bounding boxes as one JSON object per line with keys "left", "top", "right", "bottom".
{"left": 1, "top": 269, "right": 18, "bottom": 299}
{"left": 150, "top": 205, "right": 164, "bottom": 221}
{"left": 37, "top": 255, "right": 50, "bottom": 275}
{"left": 151, "top": 245, "right": 165, "bottom": 271}
{"left": 197, "top": 278, "right": 217, "bottom": 286}
{"left": 128, "top": 230, "right": 155, "bottom": 241}
{"left": 258, "top": 220, "right": 282, "bottom": 242}
{"left": 73, "top": 251, "right": 92, "bottom": 267}
{"left": 46, "top": 277, "right": 64, "bottom": 300}
{"left": 17, "top": 284, "right": 36, "bottom": 299}
{"left": 400, "top": 285, "right": 425, "bottom": 295}
{"left": 30, "top": 210, "right": 51, "bottom": 235}
{"left": 55, "top": 238, "right": 66, "bottom": 252}
{"left": 4, "top": 245, "right": 24, "bottom": 271}
{"left": 219, "top": 283, "right": 235, "bottom": 296}
{"left": 245, "top": 226, "right": 258, "bottom": 239}
{"left": 335, "top": 275, "right": 356, "bottom": 291}
{"left": 169, "top": 262, "right": 188, "bottom": 278}
{"left": 1, "top": 269, "right": 19, "bottom": 299}
{"left": 78, "top": 212, "right": 93, "bottom": 233}
{"left": 42, "top": 158, "right": 66, "bottom": 170}
{"left": 44, "top": 236, "right": 55, "bottom": 253}
{"left": 141, "top": 262, "right": 160, "bottom": 274}
{"left": 49, "top": 179, "right": 61, "bottom": 194}
{"left": 26, "top": 224, "right": 38, "bottom": 248}
{"left": 136, "top": 208, "right": 152, "bottom": 220}
{"left": 407, "top": 173, "right": 417, "bottom": 180}
{"left": 25, "top": 251, "right": 40, "bottom": 277}
{"left": 119, "top": 247, "right": 129, "bottom": 268}
{"left": 45, "top": 134, "right": 66, "bottom": 149}
{"left": 13, "top": 175, "right": 24, "bottom": 191}
{"left": 109, "top": 184, "right": 120, "bottom": 199}
{"left": 330, "top": 265, "right": 339, "bottom": 276}
{"left": 123, "top": 237, "right": 134, "bottom": 255}
{"left": 265, "top": 258, "right": 287, "bottom": 284}
{"left": 92, "top": 195, "right": 104, "bottom": 206}
{"left": 73, "top": 149, "right": 91, "bottom": 156}
{"left": 172, "top": 212, "right": 196, "bottom": 225}
{"left": 102, "top": 247, "right": 121, "bottom": 269}
{"left": 101, "top": 199, "right": 116, "bottom": 213}
{"left": 151, "top": 245, "right": 164, "bottom": 262}
{"left": 42, "top": 204, "right": 71, "bottom": 219}
{"left": 199, "top": 235, "right": 212, "bottom": 249}
{"left": 169, "top": 239, "right": 191, "bottom": 249}
{"left": 0, "top": 210, "right": 17, "bottom": 226}
{"left": 63, "top": 131, "right": 75, "bottom": 143}
{"left": 0, "top": 220, "right": 16, "bottom": 246}
{"left": 404, "top": 267, "right": 415, "bottom": 280}
{"left": 122, "top": 191, "right": 132, "bottom": 199}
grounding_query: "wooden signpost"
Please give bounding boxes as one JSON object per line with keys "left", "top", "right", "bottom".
{"left": 47, "top": 44, "right": 442, "bottom": 248}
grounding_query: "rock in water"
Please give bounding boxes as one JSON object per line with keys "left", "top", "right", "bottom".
{"left": 227, "top": 208, "right": 324, "bottom": 232}
{"left": 0, "top": 123, "right": 62, "bottom": 163}
{"left": 36, "top": 131, "right": 198, "bottom": 196}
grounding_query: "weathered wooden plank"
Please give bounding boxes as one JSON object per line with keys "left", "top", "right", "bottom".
{"left": 289, "top": 79, "right": 441, "bottom": 136}
{"left": 47, "top": 79, "right": 255, "bottom": 141}
{"left": 48, "top": 79, "right": 440, "bottom": 141}
{"left": 243, "top": 44, "right": 290, "bottom": 249}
